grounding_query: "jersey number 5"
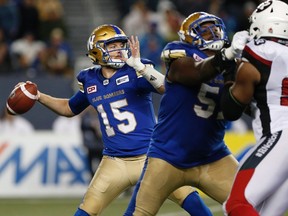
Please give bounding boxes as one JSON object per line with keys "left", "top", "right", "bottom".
{"left": 194, "top": 83, "right": 223, "bottom": 119}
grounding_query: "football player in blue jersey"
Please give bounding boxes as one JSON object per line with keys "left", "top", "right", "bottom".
{"left": 25, "top": 24, "right": 214, "bottom": 216}
{"left": 124, "top": 12, "right": 250, "bottom": 215}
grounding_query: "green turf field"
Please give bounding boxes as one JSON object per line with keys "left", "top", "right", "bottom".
{"left": 1, "top": 196, "right": 287, "bottom": 216}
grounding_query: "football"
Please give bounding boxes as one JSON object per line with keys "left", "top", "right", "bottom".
{"left": 6, "top": 82, "right": 38, "bottom": 115}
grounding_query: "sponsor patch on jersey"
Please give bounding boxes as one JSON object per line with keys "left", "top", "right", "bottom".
{"left": 116, "top": 75, "right": 129, "bottom": 85}
{"left": 87, "top": 85, "right": 97, "bottom": 94}
{"left": 193, "top": 53, "right": 204, "bottom": 62}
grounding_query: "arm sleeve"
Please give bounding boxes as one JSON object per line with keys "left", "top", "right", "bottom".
{"left": 136, "top": 76, "right": 158, "bottom": 93}
{"left": 138, "top": 65, "right": 165, "bottom": 89}
{"left": 221, "top": 83, "right": 247, "bottom": 121}
{"left": 136, "top": 59, "right": 160, "bottom": 93}
{"left": 68, "top": 91, "right": 90, "bottom": 115}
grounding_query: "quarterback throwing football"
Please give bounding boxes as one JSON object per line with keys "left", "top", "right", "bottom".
{"left": 26, "top": 24, "right": 213, "bottom": 216}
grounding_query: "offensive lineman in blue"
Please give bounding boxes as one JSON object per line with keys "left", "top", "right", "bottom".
{"left": 124, "top": 12, "right": 250, "bottom": 215}
{"left": 26, "top": 24, "right": 213, "bottom": 215}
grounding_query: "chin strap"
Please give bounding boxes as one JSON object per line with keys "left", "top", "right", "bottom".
{"left": 107, "top": 58, "right": 125, "bottom": 69}
{"left": 205, "top": 40, "right": 225, "bottom": 51}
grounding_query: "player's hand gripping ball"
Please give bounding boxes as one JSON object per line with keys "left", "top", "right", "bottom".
{"left": 6, "top": 82, "right": 38, "bottom": 115}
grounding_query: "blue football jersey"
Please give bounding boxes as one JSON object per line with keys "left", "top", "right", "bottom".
{"left": 148, "top": 41, "right": 231, "bottom": 168}
{"left": 69, "top": 59, "right": 158, "bottom": 157}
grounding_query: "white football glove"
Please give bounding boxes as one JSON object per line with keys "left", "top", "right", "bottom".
{"left": 126, "top": 56, "right": 145, "bottom": 72}
{"left": 224, "top": 30, "right": 250, "bottom": 60}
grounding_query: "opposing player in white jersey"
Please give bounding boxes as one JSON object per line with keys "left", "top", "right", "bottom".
{"left": 22, "top": 24, "right": 214, "bottom": 216}
{"left": 221, "top": 1, "right": 288, "bottom": 215}
{"left": 123, "top": 12, "right": 250, "bottom": 216}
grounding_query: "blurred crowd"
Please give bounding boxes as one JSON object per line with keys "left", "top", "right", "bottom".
{"left": 116, "top": 0, "right": 258, "bottom": 132}
{"left": 118, "top": 0, "right": 262, "bottom": 71}
{"left": 1, "top": 0, "right": 265, "bottom": 78}
{"left": 0, "top": 0, "right": 261, "bottom": 132}
{"left": 0, "top": 0, "right": 73, "bottom": 78}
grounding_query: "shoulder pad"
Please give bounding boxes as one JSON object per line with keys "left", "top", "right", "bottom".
{"left": 161, "top": 49, "right": 187, "bottom": 61}
{"left": 76, "top": 66, "right": 99, "bottom": 93}
{"left": 161, "top": 41, "right": 196, "bottom": 62}
{"left": 141, "top": 58, "right": 154, "bottom": 66}
{"left": 162, "top": 42, "right": 188, "bottom": 60}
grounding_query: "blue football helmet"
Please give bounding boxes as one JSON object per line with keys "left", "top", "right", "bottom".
{"left": 87, "top": 24, "right": 131, "bottom": 68}
{"left": 178, "top": 12, "right": 229, "bottom": 50}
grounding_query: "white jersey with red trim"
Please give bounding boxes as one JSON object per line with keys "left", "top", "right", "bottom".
{"left": 224, "top": 38, "right": 288, "bottom": 216}
{"left": 243, "top": 39, "right": 288, "bottom": 141}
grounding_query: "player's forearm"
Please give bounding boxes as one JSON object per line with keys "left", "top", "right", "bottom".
{"left": 124, "top": 50, "right": 165, "bottom": 94}
{"left": 139, "top": 65, "right": 165, "bottom": 94}
{"left": 37, "top": 92, "right": 75, "bottom": 117}
{"left": 194, "top": 55, "right": 224, "bottom": 82}
{"left": 169, "top": 53, "right": 235, "bottom": 87}
{"left": 191, "top": 49, "right": 237, "bottom": 84}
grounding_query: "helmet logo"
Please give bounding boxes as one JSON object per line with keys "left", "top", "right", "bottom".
{"left": 256, "top": 0, "right": 272, "bottom": 13}
{"left": 249, "top": 0, "right": 288, "bottom": 40}
{"left": 87, "top": 34, "right": 95, "bottom": 50}
{"left": 98, "top": 33, "right": 107, "bottom": 37}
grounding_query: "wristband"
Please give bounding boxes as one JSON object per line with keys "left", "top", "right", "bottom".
{"left": 139, "top": 66, "right": 165, "bottom": 89}
{"left": 126, "top": 57, "right": 145, "bottom": 71}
